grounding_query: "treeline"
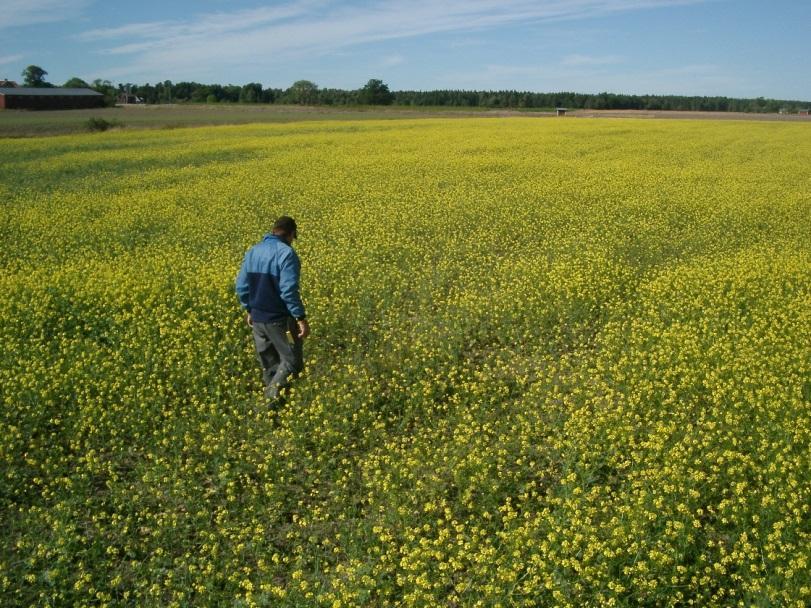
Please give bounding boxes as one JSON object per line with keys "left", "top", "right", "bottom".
{"left": 24, "top": 61, "right": 808, "bottom": 114}
{"left": 103, "top": 80, "right": 810, "bottom": 113}
{"left": 89, "top": 78, "right": 397, "bottom": 107}
{"left": 392, "top": 90, "right": 810, "bottom": 113}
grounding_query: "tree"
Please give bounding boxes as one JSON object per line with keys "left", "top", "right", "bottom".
{"left": 136, "top": 83, "right": 158, "bottom": 104}
{"left": 91, "top": 79, "right": 118, "bottom": 106}
{"left": 358, "top": 78, "right": 394, "bottom": 105}
{"left": 286, "top": 80, "right": 319, "bottom": 105}
{"left": 172, "top": 81, "right": 196, "bottom": 102}
{"left": 190, "top": 85, "right": 212, "bottom": 103}
{"left": 63, "top": 77, "right": 90, "bottom": 88}
{"left": 159, "top": 80, "right": 174, "bottom": 103}
{"left": 223, "top": 85, "right": 242, "bottom": 103}
{"left": 22, "top": 65, "right": 51, "bottom": 87}
{"left": 239, "top": 83, "right": 263, "bottom": 103}
{"left": 91, "top": 78, "right": 113, "bottom": 91}
{"left": 261, "top": 87, "right": 281, "bottom": 104}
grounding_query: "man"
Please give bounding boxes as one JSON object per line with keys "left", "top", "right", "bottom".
{"left": 236, "top": 216, "right": 310, "bottom": 406}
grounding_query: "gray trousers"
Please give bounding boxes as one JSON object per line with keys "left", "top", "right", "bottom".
{"left": 252, "top": 317, "right": 304, "bottom": 391}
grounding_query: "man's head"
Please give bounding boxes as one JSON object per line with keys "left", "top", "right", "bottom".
{"left": 272, "top": 216, "right": 298, "bottom": 244}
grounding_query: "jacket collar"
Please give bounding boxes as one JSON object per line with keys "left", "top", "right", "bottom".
{"left": 264, "top": 233, "right": 290, "bottom": 246}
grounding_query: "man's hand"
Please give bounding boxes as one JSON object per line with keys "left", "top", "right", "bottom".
{"left": 297, "top": 319, "right": 310, "bottom": 339}
{"left": 245, "top": 312, "right": 253, "bottom": 327}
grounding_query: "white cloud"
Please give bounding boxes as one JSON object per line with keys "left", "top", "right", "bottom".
{"left": 1, "top": 0, "right": 90, "bottom": 29}
{"left": 0, "top": 54, "right": 24, "bottom": 66}
{"left": 76, "top": 2, "right": 323, "bottom": 42}
{"left": 562, "top": 54, "right": 624, "bottom": 66}
{"left": 380, "top": 54, "right": 406, "bottom": 67}
{"left": 78, "top": 0, "right": 706, "bottom": 81}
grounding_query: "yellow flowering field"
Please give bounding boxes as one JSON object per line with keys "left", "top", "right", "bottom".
{"left": 1, "top": 117, "right": 810, "bottom": 607}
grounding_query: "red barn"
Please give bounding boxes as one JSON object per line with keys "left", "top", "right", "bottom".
{"left": 0, "top": 87, "right": 104, "bottom": 110}
{"left": 800, "top": 109, "right": 810, "bottom": 116}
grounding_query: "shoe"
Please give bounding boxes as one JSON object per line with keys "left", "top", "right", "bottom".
{"left": 264, "top": 385, "right": 286, "bottom": 412}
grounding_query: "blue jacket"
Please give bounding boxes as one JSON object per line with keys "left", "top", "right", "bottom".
{"left": 235, "top": 234, "right": 306, "bottom": 323}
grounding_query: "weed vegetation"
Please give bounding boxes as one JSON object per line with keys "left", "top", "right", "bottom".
{"left": 1, "top": 118, "right": 809, "bottom": 606}
{"left": 85, "top": 117, "right": 124, "bottom": 132}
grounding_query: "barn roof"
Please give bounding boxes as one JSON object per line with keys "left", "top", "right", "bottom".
{"left": 0, "top": 87, "right": 103, "bottom": 97}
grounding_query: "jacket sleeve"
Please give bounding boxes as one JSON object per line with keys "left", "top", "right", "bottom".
{"left": 278, "top": 250, "right": 306, "bottom": 319}
{"left": 235, "top": 252, "right": 251, "bottom": 311}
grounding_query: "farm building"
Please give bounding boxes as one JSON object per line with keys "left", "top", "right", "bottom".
{"left": 0, "top": 87, "right": 104, "bottom": 110}
{"left": 117, "top": 92, "right": 143, "bottom": 105}
{"left": 556, "top": 107, "right": 568, "bottom": 116}
{"left": 800, "top": 109, "right": 810, "bottom": 116}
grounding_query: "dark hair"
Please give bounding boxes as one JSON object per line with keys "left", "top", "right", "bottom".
{"left": 272, "top": 216, "right": 297, "bottom": 238}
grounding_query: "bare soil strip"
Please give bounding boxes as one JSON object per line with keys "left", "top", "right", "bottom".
{"left": 1, "top": 104, "right": 808, "bottom": 137}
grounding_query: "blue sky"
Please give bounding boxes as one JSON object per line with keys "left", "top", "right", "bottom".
{"left": 1, "top": 0, "right": 809, "bottom": 99}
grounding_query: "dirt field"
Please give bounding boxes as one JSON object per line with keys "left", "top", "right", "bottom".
{"left": 0, "top": 104, "right": 516, "bottom": 137}
{"left": 568, "top": 109, "right": 811, "bottom": 121}
{"left": 1, "top": 104, "right": 807, "bottom": 137}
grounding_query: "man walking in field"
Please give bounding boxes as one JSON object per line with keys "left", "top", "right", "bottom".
{"left": 236, "top": 216, "right": 310, "bottom": 407}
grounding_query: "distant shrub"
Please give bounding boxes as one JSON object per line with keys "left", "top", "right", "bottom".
{"left": 86, "top": 117, "right": 123, "bottom": 132}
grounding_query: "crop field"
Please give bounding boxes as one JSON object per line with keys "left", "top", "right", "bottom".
{"left": 1, "top": 118, "right": 810, "bottom": 607}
